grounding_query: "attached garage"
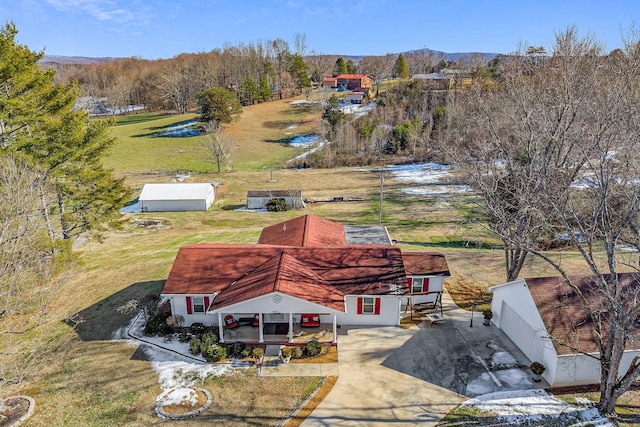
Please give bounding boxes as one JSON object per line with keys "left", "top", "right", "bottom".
{"left": 139, "top": 183, "right": 215, "bottom": 212}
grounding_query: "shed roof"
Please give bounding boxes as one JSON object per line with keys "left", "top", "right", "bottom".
{"left": 139, "top": 183, "right": 213, "bottom": 201}
{"left": 247, "top": 190, "right": 302, "bottom": 198}
{"left": 402, "top": 251, "right": 450, "bottom": 276}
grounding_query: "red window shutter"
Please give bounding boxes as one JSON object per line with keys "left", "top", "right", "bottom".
{"left": 186, "top": 296, "right": 192, "bottom": 314}
{"left": 357, "top": 297, "right": 363, "bottom": 314}
{"left": 374, "top": 298, "right": 381, "bottom": 315}
{"left": 423, "top": 278, "right": 430, "bottom": 293}
{"left": 204, "top": 296, "right": 210, "bottom": 312}
{"left": 407, "top": 277, "right": 413, "bottom": 292}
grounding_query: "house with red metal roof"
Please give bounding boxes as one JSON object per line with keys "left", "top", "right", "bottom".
{"left": 161, "top": 215, "right": 450, "bottom": 343}
{"left": 490, "top": 273, "right": 640, "bottom": 387}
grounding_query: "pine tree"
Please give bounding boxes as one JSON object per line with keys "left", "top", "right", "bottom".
{"left": 197, "top": 87, "right": 243, "bottom": 124}
{"left": 0, "top": 22, "right": 129, "bottom": 241}
{"left": 258, "top": 74, "right": 272, "bottom": 102}
{"left": 392, "top": 54, "right": 409, "bottom": 79}
{"left": 334, "top": 57, "right": 347, "bottom": 76}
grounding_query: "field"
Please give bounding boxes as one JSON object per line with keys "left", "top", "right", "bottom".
{"left": 9, "top": 95, "right": 631, "bottom": 426}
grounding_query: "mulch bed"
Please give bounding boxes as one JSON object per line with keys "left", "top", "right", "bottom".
{"left": 0, "top": 396, "right": 31, "bottom": 426}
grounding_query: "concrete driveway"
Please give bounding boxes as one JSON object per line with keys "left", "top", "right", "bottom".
{"left": 302, "top": 292, "right": 546, "bottom": 426}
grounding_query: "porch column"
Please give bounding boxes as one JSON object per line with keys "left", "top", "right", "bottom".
{"left": 288, "top": 313, "right": 294, "bottom": 343}
{"left": 217, "top": 312, "right": 224, "bottom": 343}
{"left": 332, "top": 314, "right": 337, "bottom": 344}
{"left": 258, "top": 313, "right": 264, "bottom": 343}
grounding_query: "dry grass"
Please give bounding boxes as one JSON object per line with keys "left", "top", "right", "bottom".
{"left": 12, "top": 93, "right": 636, "bottom": 425}
{"left": 283, "top": 376, "right": 338, "bottom": 427}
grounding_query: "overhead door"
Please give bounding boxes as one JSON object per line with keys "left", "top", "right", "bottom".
{"left": 500, "top": 301, "right": 544, "bottom": 363}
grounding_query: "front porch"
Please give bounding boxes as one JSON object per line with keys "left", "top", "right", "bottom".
{"left": 221, "top": 322, "right": 335, "bottom": 344}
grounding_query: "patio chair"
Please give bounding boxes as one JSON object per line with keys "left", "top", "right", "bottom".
{"left": 224, "top": 314, "right": 239, "bottom": 329}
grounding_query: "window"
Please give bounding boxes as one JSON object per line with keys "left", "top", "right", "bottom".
{"left": 357, "top": 297, "right": 381, "bottom": 315}
{"left": 362, "top": 297, "right": 375, "bottom": 313}
{"left": 192, "top": 296, "right": 205, "bottom": 313}
{"left": 412, "top": 278, "right": 423, "bottom": 294}
{"left": 186, "top": 296, "right": 209, "bottom": 314}
{"left": 409, "top": 277, "right": 430, "bottom": 294}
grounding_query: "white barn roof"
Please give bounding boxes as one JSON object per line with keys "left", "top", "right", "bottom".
{"left": 139, "top": 183, "right": 213, "bottom": 201}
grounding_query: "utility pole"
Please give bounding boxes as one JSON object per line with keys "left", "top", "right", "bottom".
{"left": 378, "top": 172, "right": 384, "bottom": 226}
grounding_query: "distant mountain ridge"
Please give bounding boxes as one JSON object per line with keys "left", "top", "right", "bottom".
{"left": 41, "top": 48, "right": 498, "bottom": 66}
{"left": 39, "top": 55, "right": 119, "bottom": 66}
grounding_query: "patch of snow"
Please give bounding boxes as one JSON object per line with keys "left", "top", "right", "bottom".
{"left": 400, "top": 185, "right": 472, "bottom": 195}
{"left": 492, "top": 351, "right": 517, "bottom": 366}
{"left": 162, "top": 387, "right": 199, "bottom": 407}
{"left": 120, "top": 200, "right": 142, "bottom": 214}
{"left": 462, "top": 389, "right": 613, "bottom": 426}
{"left": 174, "top": 173, "right": 191, "bottom": 182}
{"left": 290, "top": 100, "right": 318, "bottom": 105}
{"left": 159, "top": 120, "right": 200, "bottom": 137}
{"left": 287, "top": 139, "right": 329, "bottom": 163}
{"left": 387, "top": 162, "right": 473, "bottom": 196}
{"left": 289, "top": 134, "right": 319, "bottom": 147}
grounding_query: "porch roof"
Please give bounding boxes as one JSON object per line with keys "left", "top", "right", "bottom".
{"left": 210, "top": 250, "right": 345, "bottom": 311}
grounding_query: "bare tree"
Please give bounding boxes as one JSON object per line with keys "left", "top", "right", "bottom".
{"left": 446, "top": 27, "right": 640, "bottom": 416}
{"left": 201, "top": 120, "right": 234, "bottom": 173}
{"left": 0, "top": 156, "right": 72, "bottom": 411}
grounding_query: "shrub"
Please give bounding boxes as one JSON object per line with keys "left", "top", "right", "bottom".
{"left": 201, "top": 331, "right": 218, "bottom": 348}
{"left": 291, "top": 345, "right": 304, "bottom": 359}
{"left": 530, "top": 362, "right": 546, "bottom": 375}
{"left": 227, "top": 342, "right": 246, "bottom": 358}
{"left": 189, "top": 337, "right": 202, "bottom": 355}
{"left": 144, "top": 311, "right": 172, "bottom": 335}
{"left": 203, "top": 344, "right": 227, "bottom": 362}
{"left": 252, "top": 347, "right": 264, "bottom": 358}
{"left": 266, "top": 198, "right": 290, "bottom": 212}
{"left": 241, "top": 347, "right": 252, "bottom": 358}
{"left": 280, "top": 346, "right": 292, "bottom": 358}
{"left": 306, "top": 340, "right": 322, "bottom": 357}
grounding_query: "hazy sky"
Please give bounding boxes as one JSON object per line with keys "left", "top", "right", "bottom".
{"left": 3, "top": 0, "right": 639, "bottom": 59}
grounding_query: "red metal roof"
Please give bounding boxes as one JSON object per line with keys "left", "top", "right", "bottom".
{"left": 258, "top": 214, "right": 346, "bottom": 247}
{"left": 402, "top": 252, "right": 450, "bottom": 276}
{"left": 336, "top": 74, "right": 367, "bottom": 79}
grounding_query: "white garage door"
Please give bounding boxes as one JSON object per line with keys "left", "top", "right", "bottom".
{"left": 500, "top": 301, "right": 544, "bottom": 363}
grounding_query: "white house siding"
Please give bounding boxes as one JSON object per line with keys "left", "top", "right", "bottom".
{"left": 139, "top": 183, "right": 215, "bottom": 212}
{"left": 490, "top": 280, "right": 557, "bottom": 377}
{"left": 339, "top": 295, "right": 402, "bottom": 326}
{"left": 404, "top": 276, "right": 445, "bottom": 306}
{"left": 142, "top": 199, "right": 207, "bottom": 212}
{"left": 169, "top": 294, "right": 216, "bottom": 326}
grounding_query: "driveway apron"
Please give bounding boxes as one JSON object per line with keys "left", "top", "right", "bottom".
{"left": 302, "top": 291, "right": 544, "bottom": 426}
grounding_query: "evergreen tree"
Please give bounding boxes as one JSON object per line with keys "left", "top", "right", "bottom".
{"left": 346, "top": 59, "right": 357, "bottom": 74}
{"left": 288, "top": 53, "right": 311, "bottom": 92}
{"left": 334, "top": 57, "right": 347, "bottom": 76}
{"left": 322, "top": 95, "right": 344, "bottom": 135}
{"left": 0, "top": 22, "right": 129, "bottom": 241}
{"left": 392, "top": 54, "right": 409, "bottom": 79}
{"left": 240, "top": 76, "right": 259, "bottom": 105}
{"left": 197, "top": 87, "right": 242, "bottom": 124}
{"left": 258, "top": 74, "right": 272, "bottom": 102}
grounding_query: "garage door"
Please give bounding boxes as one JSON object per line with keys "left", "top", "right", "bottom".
{"left": 500, "top": 301, "right": 544, "bottom": 362}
